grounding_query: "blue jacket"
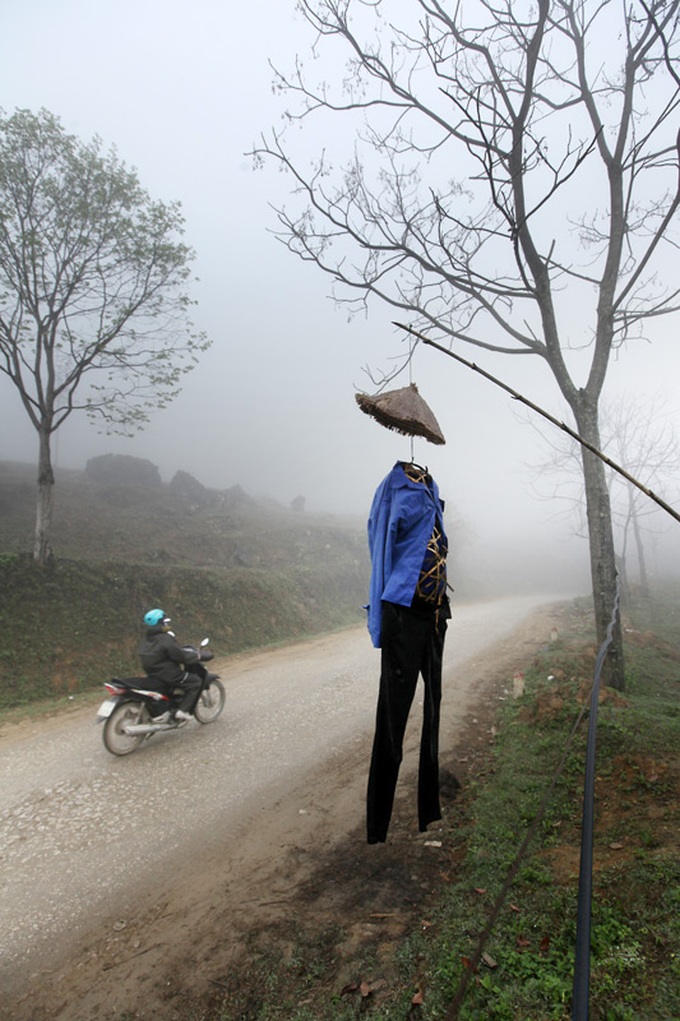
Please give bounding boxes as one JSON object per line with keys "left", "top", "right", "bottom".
{"left": 367, "top": 462, "right": 447, "bottom": 648}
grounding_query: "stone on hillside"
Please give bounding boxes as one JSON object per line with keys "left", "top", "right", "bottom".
{"left": 215, "top": 484, "right": 254, "bottom": 510}
{"left": 85, "top": 454, "right": 162, "bottom": 487}
{"left": 169, "top": 470, "right": 210, "bottom": 505}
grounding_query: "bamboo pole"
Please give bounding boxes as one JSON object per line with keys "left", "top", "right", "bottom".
{"left": 393, "top": 322, "right": 680, "bottom": 527}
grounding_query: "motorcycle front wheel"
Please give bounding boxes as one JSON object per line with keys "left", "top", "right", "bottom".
{"left": 103, "top": 701, "right": 149, "bottom": 756}
{"left": 194, "top": 679, "right": 225, "bottom": 724}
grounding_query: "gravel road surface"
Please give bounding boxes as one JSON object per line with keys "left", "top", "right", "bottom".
{"left": 0, "top": 593, "right": 566, "bottom": 1010}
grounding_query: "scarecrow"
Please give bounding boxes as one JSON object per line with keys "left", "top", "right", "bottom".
{"left": 356, "top": 383, "right": 451, "bottom": 844}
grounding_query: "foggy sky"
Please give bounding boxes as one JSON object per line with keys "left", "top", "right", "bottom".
{"left": 1, "top": 0, "right": 679, "bottom": 590}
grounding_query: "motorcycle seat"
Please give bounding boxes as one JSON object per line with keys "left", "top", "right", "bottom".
{"left": 111, "top": 676, "right": 172, "bottom": 695}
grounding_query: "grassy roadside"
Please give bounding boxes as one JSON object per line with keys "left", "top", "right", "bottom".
{"left": 0, "top": 463, "right": 373, "bottom": 712}
{"left": 0, "top": 549, "right": 369, "bottom": 711}
{"left": 202, "top": 590, "right": 679, "bottom": 1021}
{"left": 403, "top": 592, "right": 680, "bottom": 1021}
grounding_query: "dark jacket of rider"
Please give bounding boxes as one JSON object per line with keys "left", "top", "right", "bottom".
{"left": 138, "top": 624, "right": 200, "bottom": 687}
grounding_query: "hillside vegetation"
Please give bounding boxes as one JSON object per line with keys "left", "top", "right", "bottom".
{"left": 0, "top": 460, "right": 371, "bottom": 708}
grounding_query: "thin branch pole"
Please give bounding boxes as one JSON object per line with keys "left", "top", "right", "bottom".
{"left": 393, "top": 322, "right": 680, "bottom": 527}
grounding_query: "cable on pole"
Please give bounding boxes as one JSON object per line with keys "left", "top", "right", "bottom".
{"left": 571, "top": 574, "right": 622, "bottom": 1021}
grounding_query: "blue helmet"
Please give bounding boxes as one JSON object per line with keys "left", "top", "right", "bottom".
{"left": 144, "top": 608, "right": 167, "bottom": 628}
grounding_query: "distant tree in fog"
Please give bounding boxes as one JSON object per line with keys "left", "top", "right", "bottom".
{"left": 254, "top": 0, "right": 680, "bottom": 688}
{"left": 530, "top": 396, "right": 680, "bottom": 597}
{"left": 0, "top": 108, "right": 209, "bottom": 565}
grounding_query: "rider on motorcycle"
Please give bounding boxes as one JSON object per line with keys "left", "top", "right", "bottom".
{"left": 138, "top": 609, "right": 202, "bottom": 721}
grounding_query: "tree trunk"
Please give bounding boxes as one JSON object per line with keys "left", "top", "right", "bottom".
{"left": 34, "top": 428, "right": 55, "bottom": 566}
{"left": 573, "top": 398, "right": 625, "bottom": 689}
{"left": 631, "top": 500, "right": 650, "bottom": 597}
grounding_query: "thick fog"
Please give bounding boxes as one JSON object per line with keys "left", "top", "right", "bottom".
{"left": 1, "top": 0, "right": 679, "bottom": 593}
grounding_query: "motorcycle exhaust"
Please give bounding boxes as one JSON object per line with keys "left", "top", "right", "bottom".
{"left": 123, "top": 721, "right": 184, "bottom": 735}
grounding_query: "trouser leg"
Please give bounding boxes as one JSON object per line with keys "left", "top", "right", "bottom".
{"left": 367, "top": 602, "right": 430, "bottom": 844}
{"left": 178, "top": 674, "right": 203, "bottom": 712}
{"left": 417, "top": 612, "right": 447, "bottom": 831}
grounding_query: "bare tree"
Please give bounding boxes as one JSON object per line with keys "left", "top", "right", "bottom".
{"left": 255, "top": 0, "right": 680, "bottom": 687}
{"left": 605, "top": 399, "right": 679, "bottom": 595}
{"left": 0, "top": 109, "right": 209, "bottom": 565}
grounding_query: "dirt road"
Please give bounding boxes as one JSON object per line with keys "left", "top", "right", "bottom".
{"left": 1, "top": 594, "right": 568, "bottom": 1020}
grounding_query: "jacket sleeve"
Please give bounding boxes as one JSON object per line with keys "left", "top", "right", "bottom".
{"left": 367, "top": 473, "right": 395, "bottom": 649}
{"left": 161, "top": 634, "right": 198, "bottom": 665}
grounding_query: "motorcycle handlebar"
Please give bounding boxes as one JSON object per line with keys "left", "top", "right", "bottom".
{"left": 180, "top": 640, "right": 214, "bottom": 662}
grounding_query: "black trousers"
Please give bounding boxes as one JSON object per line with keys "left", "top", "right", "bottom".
{"left": 366, "top": 599, "right": 449, "bottom": 844}
{"left": 177, "top": 665, "right": 203, "bottom": 712}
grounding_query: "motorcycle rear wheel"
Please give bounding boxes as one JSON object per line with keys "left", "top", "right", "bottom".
{"left": 194, "top": 679, "right": 225, "bottom": 724}
{"left": 103, "top": 701, "right": 148, "bottom": 756}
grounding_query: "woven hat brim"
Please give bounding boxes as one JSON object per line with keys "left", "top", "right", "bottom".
{"left": 355, "top": 383, "right": 445, "bottom": 445}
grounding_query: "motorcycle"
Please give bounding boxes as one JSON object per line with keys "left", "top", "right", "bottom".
{"left": 97, "top": 638, "right": 225, "bottom": 756}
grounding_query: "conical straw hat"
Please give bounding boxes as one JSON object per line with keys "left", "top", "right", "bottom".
{"left": 355, "top": 382, "right": 446, "bottom": 445}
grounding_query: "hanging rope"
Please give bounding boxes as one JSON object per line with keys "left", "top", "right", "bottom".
{"left": 408, "top": 329, "right": 416, "bottom": 463}
{"left": 393, "top": 322, "right": 680, "bottom": 527}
